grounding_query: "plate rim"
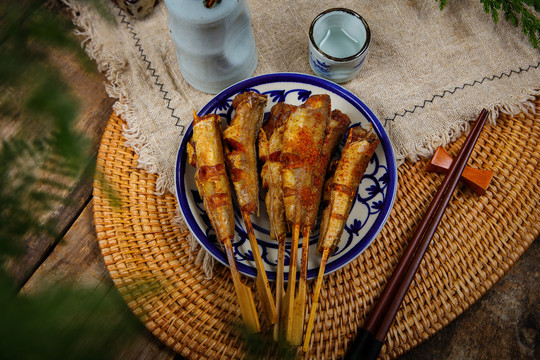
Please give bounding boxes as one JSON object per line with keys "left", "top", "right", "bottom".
{"left": 174, "top": 72, "right": 398, "bottom": 280}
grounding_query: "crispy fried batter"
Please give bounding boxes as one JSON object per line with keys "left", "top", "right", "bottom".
{"left": 223, "top": 92, "right": 268, "bottom": 215}
{"left": 305, "top": 109, "right": 351, "bottom": 231}
{"left": 191, "top": 113, "right": 236, "bottom": 243}
{"left": 318, "top": 125, "right": 379, "bottom": 253}
{"left": 258, "top": 102, "right": 295, "bottom": 240}
{"left": 281, "top": 94, "right": 331, "bottom": 229}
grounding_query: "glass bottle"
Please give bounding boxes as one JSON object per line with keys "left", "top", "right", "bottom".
{"left": 164, "top": 0, "right": 258, "bottom": 94}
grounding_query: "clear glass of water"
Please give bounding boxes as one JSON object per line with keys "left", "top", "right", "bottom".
{"left": 309, "top": 8, "right": 371, "bottom": 83}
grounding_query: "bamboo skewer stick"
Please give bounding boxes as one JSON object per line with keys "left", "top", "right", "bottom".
{"left": 303, "top": 247, "right": 329, "bottom": 351}
{"left": 273, "top": 233, "right": 287, "bottom": 340}
{"left": 222, "top": 237, "right": 260, "bottom": 333}
{"left": 241, "top": 211, "right": 277, "bottom": 325}
{"left": 284, "top": 223, "right": 300, "bottom": 341}
{"left": 289, "top": 227, "right": 311, "bottom": 345}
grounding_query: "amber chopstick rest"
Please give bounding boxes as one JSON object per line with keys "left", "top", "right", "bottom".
{"left": 427, "top": 146, "right": 494, "bottom": 195}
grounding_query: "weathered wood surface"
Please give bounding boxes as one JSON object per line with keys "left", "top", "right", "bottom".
{"left": 6, "top": 44, "right": 115, "bottom": 288}
{"left": 8, "top": 1, "right": 538, "bottom": 359}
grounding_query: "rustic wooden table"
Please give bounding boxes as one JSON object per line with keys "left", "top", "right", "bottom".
{"left": 7, "top": 2, "right": 538, "bottom": 359}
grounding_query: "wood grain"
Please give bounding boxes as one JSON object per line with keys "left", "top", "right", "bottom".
{"left": 6, "top": 33, "right": 115, "bottom": 288}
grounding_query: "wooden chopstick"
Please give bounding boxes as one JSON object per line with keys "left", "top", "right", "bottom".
{"left": 344, "top": 109, "right": 489, "bottom": 360}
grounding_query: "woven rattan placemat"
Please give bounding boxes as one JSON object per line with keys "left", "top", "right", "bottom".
{"left": 93, "top": 101, "right": 539, "bottom": 359}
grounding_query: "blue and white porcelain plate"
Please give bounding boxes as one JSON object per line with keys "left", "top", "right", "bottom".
{"left": 175, "top": 73, "right": 397, "bottom": 281}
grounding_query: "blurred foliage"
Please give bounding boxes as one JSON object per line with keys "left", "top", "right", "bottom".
{"left": 0, "top": 1, "right": 139, "bottom": 359}
{"left": 437, "top": 0, "right": 540, "bottom": 47}
{"left": 1, "top": 0, "right": 88, "bottom": 253}
{"left": 243, "top": 329, "right": 296, "bottom": 360}
{"left": 0, "top": 272, "right": 140, "bottom": 360}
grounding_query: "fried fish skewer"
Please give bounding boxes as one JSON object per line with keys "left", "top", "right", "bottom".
{"left": 281, "top": 94, "right": 331, "bottom": 344}
{"left": 259, "top": 102, "right": 296, "bottom": 339}
{"left": 304, "top": 110, "right": 353, "bottom": 234}
{"left": 189, "top": 112, "right": 260, "bottom": 333}
{"left": 303, "top": 126, "right": 379, "bottom": 351}
{"left": 291, "top": 109, "right": 351, "bottom": 344}
{"left": 223, "top": 92, "right": 277, "bottom": 325}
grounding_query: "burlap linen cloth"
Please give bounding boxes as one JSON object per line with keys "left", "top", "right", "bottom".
{"left": 66, "top": 0, "right": 539, "bottom": 276}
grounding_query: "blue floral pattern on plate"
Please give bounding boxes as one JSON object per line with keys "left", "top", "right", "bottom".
{"left": 175, "top": 73, "right": 397, "bottom": 281}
